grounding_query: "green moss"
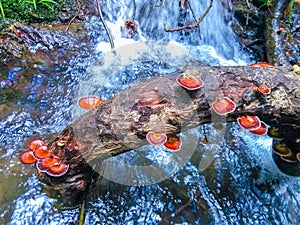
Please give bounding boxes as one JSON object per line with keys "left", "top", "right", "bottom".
{"left": 0, "top": 89, "right": 21, "bottom": 104}
{"left": 0, "top": 0, "right": 63, "bottom": 22}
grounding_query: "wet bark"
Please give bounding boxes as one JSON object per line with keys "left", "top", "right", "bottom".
{"left": 37, "top": 66, "right": 300, "bottom": 196}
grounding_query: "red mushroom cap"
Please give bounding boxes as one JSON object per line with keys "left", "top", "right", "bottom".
{"left": 237, "top": 115, "right": 261, "bottom": 131}
{"left": 164, "top": 136, "right": 182, "bottom": 151}
{"left": 250, "top": 122, "right": 268, "bottom": 136}
{"left": 176, "top": 76, "right": 203, "bottom": 90}
{"left": 78, "top": 96, "right": 103, "bottom": 110}
{"left": 139, "top": 90, "right": 161, "bottom": 109}
{"left": 20, "top": 150, "right": 37, "bottom": 164}
{"left": 146, "top": 132, "right": 167, "bottom": 146}
{"left": 297, "top": 153, "right": 300, "bottom": 161}
{"left": 36, "top": 156, "right": 60, "bottom": 172}
{"left": 212, "top": 97, "right": 236, "bottom": 115}
{"left": 33, "top": 146, "right": 52, "bottom": 159}
{"left": 28, "top": 139, "right": 46, "bottom": 151}
{"left": 257, "top": 85, "right": 271, "bottom": 94}
{"left": 47, "top": 163, "right": 69, "bottom": 177}
{"left": 250, "top": 62, "right": 273, "bottom": 67}
{"left": 36, "top": 161, "right": 48, "bottom": 172}
{"left": 272, "top": 143, "right": 292, "bottom": 156}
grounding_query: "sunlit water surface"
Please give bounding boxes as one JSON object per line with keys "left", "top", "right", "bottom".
{"left": 1, "top": 0, "right": 299, "bottom": 224}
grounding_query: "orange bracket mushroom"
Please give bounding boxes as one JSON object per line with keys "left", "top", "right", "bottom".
{"left": 257, "top": 85, "right": 271, "bottom": 95}
{"left": 250, "top": 121, "right": 268, "bottom": 136}
{"left": 237, "top": 115, "right": 261, "bottom": 131}
{"left": 146, "top": 132, "right": 168, "bottom": 146}
{"left": 211, "top": 97, "right": 236, "bottom": 115}
{"left": 20, "top": 138, "right": 70, "bottom": 177}
{"left": 164, "top": 135, "right": 182, "bottom": 152}
{"left": 176, "top": 76, "right": 203, "bottom": 90}
{"left": 78, "top": 96, "right": 103, "bottom": 110}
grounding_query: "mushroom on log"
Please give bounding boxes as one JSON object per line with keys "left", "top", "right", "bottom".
{"left": 35, "top": 66, "right": 300, "bottom": 197}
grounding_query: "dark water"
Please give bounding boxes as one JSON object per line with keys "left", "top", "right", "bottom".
{"left": 1, "top": 0, "right": 299, "bottom": 224}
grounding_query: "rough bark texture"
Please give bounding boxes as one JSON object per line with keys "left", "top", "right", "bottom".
{"left": 37, "top": 66, "right": 300, "bottom": 197}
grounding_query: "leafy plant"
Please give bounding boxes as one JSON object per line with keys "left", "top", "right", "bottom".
{"left": 18, "top": 0, "right": 58, "bottom": 10}
{"left": 0, "top": 0, "right": 63, "bottom": 26}
{"left": 0, "top": 1, "right": 5, "bottom": 18}
{"left": 38, "top": 0, "right": 58, "bottom": 10}
{"left": 285, "top": 0, "right": 295, "bottom": 25}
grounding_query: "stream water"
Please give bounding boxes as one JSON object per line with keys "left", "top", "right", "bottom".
{"left": 1, "top": 0, "right": 299, "bottom": 224}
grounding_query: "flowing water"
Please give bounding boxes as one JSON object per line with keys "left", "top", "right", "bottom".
{"left": 1, "top": 0, "right": 299, "bottom": 224}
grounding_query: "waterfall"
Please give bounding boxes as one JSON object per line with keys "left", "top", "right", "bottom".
{"left": 95, "top": 0, "right": 251, "bottom": 65}
{"left": 11, "top": 1, "right": 300, "bottom": 225}
{"left": 75, "top": 0, "right": 253, "bottom": 113}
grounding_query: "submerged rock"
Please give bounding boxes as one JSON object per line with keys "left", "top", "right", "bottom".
{"left": 269, "top": 0, "right": 300, "bottom": 66}
{"left": 231, "top": 0, "right": 300, "bottom": 66}
{"left": 231, "top": 0, "right": 266, "bottom": 62}
{"left": 0, "top": 22, "right": 88, "bottom": 61}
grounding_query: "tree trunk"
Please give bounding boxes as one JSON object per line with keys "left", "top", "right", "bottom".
{"left": 36, "top": 66, "right": 300, "bottom": 197}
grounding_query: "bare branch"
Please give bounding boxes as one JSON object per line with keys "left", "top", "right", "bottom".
{"left": 164, "top": 0, "right": 213, "bottom": 32}
{"left": 132, "top": 0, "right": 136, "bottom": 20}
{"left": 65, "top": 1, "right": 82, "bottom": 32}
{"left": 96, "top": 0, "right": 115, "bottom": 49}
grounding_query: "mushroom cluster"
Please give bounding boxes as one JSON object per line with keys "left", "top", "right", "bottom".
{"left": 269, "top": 129, "right": 300, "bottom": 164}
{"left": 237, "top": 115, "right": 268, "bottom": 136}
{"left": 20, "top": 139, "right": 69, "bottom": 177}
{"left": 175, "top": 72, "right": 272, "bottom": 149}
{"left": 144, "top": 74, "right": 203, "bottom": 152}
{"left": 209, "top": 95, "right": 268, "bottom": 136}
{"left": 146, "top": 132, "right": 182, "bottom": 152}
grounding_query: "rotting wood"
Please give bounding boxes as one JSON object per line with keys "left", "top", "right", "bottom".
{"left": 36, "top": 66, "right": 300, "bottom": 196}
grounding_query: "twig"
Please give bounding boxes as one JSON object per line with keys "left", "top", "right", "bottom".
{"left": 246, "top": 12, "right": 249, "bottom": 26}
{"left": 96, "top": 0, "right": 115, "bottom": 49}
{"left": 246, "top": 0, "right": 250, "bottom": 9}
{"left": 186, "top": 0, "right": 197, "bottom": 22}
{"left": 65, "top": 1, "right": 82, "bottom": 32}
{"left": 186, "top": 0, "right": 201, "bottom": 38}
{"left": 78, "top": 200, "right": 86, "bottom": 225}
{"left": 158, "top": 199, "right": 192, "bottom": 225}
{"left": 132, "top": 0, "right": 136, "bottom": 20}
{"left": 164, "top": 0, "right": 213, "bottom": 32}
{"left": 244, "top": 0, "right": 250, "bottom": 26}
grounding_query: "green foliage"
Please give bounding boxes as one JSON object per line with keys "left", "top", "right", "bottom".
{"left": 0, "top": 0, "right": 62, "bottom": 22}
{"left": 18, "top": 0, "right": 58, "bottom": 11}
{"left": 287, "top": 0, "right": 295, "bottom": 25}
{"left": 254, "top": 0, "right": 271, "bottom": 3}
{"left": 252, "top": 0, "right": 272, "bottom": 7}
{"left": 0, "top": 1, "right": 5, "bottom": 19}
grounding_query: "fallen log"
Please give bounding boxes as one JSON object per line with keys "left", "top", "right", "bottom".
{"left": 36, "top": 66, "right": 300, "bottom": 197}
